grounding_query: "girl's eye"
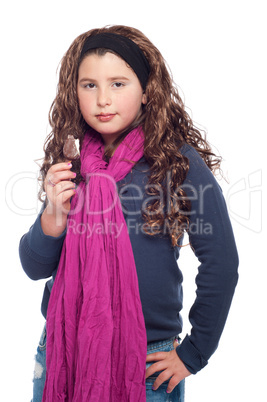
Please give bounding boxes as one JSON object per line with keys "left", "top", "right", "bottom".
{"left": 113, "top": 82, "right": 124, "bottom": 88}
{"left": 85, "top": 83, "right": 96, "bottom": 89}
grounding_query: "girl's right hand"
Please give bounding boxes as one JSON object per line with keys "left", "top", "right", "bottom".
{"left": 41, "top": 162, "right": 76, "bottom": 237}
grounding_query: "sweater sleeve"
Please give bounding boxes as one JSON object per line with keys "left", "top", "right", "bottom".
{"left": 176, "top": 145, "right": 239, "bottom": 374}
{"left": 19, "top": 206, "right": 66, "bottom": 280}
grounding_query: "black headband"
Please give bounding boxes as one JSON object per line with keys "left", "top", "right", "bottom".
{"left": 80, "top": 32, "right": 150, "bottom": 89}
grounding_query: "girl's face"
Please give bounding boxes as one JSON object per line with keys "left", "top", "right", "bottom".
{"left": 77, "top": 52, "right": 147, "bottom": 146}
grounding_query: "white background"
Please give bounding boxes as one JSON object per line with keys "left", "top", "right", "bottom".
{"left": 1, "top": 0, "right": 266, "bottom": 401}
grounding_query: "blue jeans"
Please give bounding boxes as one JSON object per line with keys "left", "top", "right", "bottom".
{"left": 146, "top": 335, "right": 185, "bottom": 402}
{"left": 32, "top": 325, "right": 185, "bottom": 401}
{"left": 32, "top": 324, "right": 47, "bottom": 402}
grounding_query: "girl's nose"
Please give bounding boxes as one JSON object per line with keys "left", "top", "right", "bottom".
{"left": 97, "top": 88, "right": 112, "bottom": 107}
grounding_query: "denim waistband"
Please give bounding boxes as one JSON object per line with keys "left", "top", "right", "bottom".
{"left": 147, "top": 335, "right": 180, "bottom": 352}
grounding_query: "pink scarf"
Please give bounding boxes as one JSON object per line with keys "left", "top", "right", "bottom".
{"left": 43, "top": 127, "right": 147, "bottom": 401}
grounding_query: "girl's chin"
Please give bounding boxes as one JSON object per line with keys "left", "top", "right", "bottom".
{"left": 97, "top": 130, "right": 123, "bottom": 146}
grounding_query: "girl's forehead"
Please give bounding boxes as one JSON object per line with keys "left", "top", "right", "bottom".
{"left": 79, "top": 52, "right": 129, "bottom": 70}
{"left": 78, "top": 52, "right": 135, "bottom": 78}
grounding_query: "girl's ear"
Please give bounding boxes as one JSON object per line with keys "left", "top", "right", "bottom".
{"left": 142, "top": 93, "right": 147, "bottom": 105}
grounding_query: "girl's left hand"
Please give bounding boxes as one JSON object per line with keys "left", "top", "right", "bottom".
{"left": 145, "top": 340, "right": 191, "bottom": 393}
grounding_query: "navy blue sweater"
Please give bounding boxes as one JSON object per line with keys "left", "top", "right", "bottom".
{"left": 19, "top": 144, "right": 238, "bottom": 374}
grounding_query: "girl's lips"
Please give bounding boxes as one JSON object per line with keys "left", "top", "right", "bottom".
{"left": 96, "top": 114, "right": 116, "bottom": 122}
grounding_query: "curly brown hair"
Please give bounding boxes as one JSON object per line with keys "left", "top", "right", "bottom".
{"left": 39, "top": 25, "right": 221, "bottom": 247}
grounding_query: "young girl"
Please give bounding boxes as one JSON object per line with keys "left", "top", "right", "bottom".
{"left": 19, "top": 25, "right": 239, "bottom": 402}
